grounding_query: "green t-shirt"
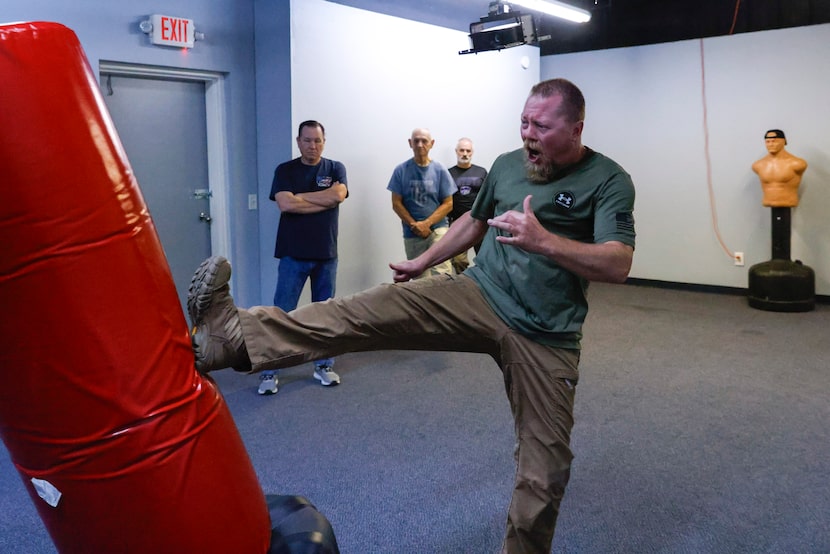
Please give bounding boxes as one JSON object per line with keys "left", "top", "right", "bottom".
{"left": 466, "top": 147, "right": 636, "bottom": 349}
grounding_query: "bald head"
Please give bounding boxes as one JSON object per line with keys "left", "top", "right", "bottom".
{"left": 409, "top": 128, "right": 435, "bottom": 165}
{"left": 411, "top": 128, "right": 432, "bottom": 141}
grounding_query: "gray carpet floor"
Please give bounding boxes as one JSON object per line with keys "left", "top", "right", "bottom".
{"left": 2, "top": 282, "right": 828, "bottom": 553}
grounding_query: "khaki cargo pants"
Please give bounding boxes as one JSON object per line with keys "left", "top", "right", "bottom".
{"left": 239, "top": 274, "right": 579, "bottom": 554}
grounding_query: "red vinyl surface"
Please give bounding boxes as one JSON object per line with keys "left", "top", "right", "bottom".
{"left": 0, "top": 22, "right": 270, "bottom": 553}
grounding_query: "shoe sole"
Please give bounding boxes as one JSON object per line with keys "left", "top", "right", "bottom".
{"left": 187, "top": 256, "right": 232, "bottom": 328}
{"left": 258, "top": 388, "right": 278, "bottom": 395}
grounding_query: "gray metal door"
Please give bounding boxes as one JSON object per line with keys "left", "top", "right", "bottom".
{"left": 101, "top": 73, "right": 212, "bottom": 318}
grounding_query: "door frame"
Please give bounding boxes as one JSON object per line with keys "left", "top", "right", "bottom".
{"left": 98, "top": 61, "right": 231, "bottom": 258}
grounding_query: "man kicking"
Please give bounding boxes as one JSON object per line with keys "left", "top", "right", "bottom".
{"left": 188, "top": 78, "right": 636, "bottom": 554}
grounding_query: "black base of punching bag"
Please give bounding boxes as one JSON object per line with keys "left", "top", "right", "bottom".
{"left": 267, "top": 495, "right": 340, "bottom": 554}
{"left": 748, "top": 259, "right": 815, "bottom": 312}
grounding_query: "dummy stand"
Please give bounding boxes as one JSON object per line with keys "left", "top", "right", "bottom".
{"left": 747, "top": 207, "right": 815, "bottom": 312}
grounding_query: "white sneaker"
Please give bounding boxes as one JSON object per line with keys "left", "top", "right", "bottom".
{"left": 258, "top": 372, "right": 278, "bottom": 395}
{"left": 313, "top": 366, "right": 340, "bottom": 386}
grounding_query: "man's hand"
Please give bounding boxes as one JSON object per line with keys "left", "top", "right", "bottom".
{"left": 489, "top": 194, "right": 634, "bottom": 283}
{"left": 303, "top": 182, "right": 347, "bottom": 208}
{"left": 410, "top": 220, "right": 432, "bottom": 238}
{"left": 389, "top": 259, "right": 424, "bottom": 282}
{"left": 487, "top": 195, "right": 546, "bottom": 254}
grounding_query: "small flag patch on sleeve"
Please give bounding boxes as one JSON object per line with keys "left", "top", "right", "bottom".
{"left": 616, "top": 212, "right": 635, "bottom": 233}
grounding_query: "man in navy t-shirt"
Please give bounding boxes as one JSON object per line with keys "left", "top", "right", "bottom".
{"left": 258, "top": 120, "right": 348, "bottom": 395}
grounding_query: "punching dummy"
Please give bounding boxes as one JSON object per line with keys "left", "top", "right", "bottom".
{"left": 752, "top": 129, "right": 807, "bottom": 208}
{"left": 751, "top": 129, "right": 807, "bottom": 260}
{"left": 0, "top": 21, "right": 327, "bottom": 553}
{"left": 747, "top": 129, "right": 814, "bottom": 312}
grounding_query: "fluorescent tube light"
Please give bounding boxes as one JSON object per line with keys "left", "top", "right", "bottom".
{"left": 509, "top": 0, "right": 591, "bottom": 23}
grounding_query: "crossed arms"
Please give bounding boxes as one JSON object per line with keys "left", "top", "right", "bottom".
{"left": 275, "top": 183, "right": 348, "bottom": 214}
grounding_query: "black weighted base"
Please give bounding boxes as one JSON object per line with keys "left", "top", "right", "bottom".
{"left": 747, "top": 259, "right": 815, "bottom": 312}
{"left": 267, "top": 494, "right": 340, "bottom": 554}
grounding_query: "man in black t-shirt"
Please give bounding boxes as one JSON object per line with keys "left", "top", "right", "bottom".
{"left": 448, "top": 137, "right": 487, "bottom": 273}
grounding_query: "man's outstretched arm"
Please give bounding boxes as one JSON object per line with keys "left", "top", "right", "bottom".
{"left": 390, "top": 211, "right": 487, "bottom": 282}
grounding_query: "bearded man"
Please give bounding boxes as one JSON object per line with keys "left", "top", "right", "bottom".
{"left": 188, "top": 78, "right": 636, "bottom": 554}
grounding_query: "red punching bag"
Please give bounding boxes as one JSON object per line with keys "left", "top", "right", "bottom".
{"left": 0, "top": 22, "right": 271, "bottom": 553}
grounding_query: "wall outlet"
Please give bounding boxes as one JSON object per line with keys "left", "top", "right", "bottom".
{"left": 734, "top": 252, "right": 745, "bottom": 266}
{"left": 248, "top": 194, "right": 257, "bottom": 210}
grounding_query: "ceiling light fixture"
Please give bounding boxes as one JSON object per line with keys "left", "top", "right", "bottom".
{"left": 508, "top": 0, "right": 591, "bottom": 24}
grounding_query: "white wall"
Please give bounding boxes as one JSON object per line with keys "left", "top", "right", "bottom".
{"left": 284, "top": 0, "right": 540, "bottom": 298}
{"left": 254, "top": 0, "right": 292, "bottom": 305}
{"left": 542, "top": 24, "right": 830, "bottom": 295}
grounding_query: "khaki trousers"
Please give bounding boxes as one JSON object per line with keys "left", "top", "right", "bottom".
{"left": 451, "top": 248, "right": 471, "bottom": 274}
{"left": 239, "top": 274, "right": 579, "bottom": 554}
{"left": 403, "top": 227, "right": 452, "bottom": 277}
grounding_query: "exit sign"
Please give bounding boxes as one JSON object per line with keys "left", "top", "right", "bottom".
{"left": 149, "top": 14, "right": 195, "bottom": 48}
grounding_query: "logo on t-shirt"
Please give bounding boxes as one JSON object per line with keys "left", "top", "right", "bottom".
{"left": 408, "top": 179, "right": 434, "bottom": 205}
{"left": 554, "top": 191, "right": 575, "bottom": 210}
{"left": 317, "top": 176, "right": 332, "bottom": 188}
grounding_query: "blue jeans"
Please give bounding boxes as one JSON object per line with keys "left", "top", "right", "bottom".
{"left": 269, "top": 256, "right": 337, "bottom": 371}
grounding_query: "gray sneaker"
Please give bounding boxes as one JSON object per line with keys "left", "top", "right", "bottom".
{"left": 187, "top": 256, "right": 251, "bottom": 373}
{"left": 257, "top": 372, "right": 278, "bottom": 395}
{"left": 313, "top": 365, "right": 340, "bottom": 386}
